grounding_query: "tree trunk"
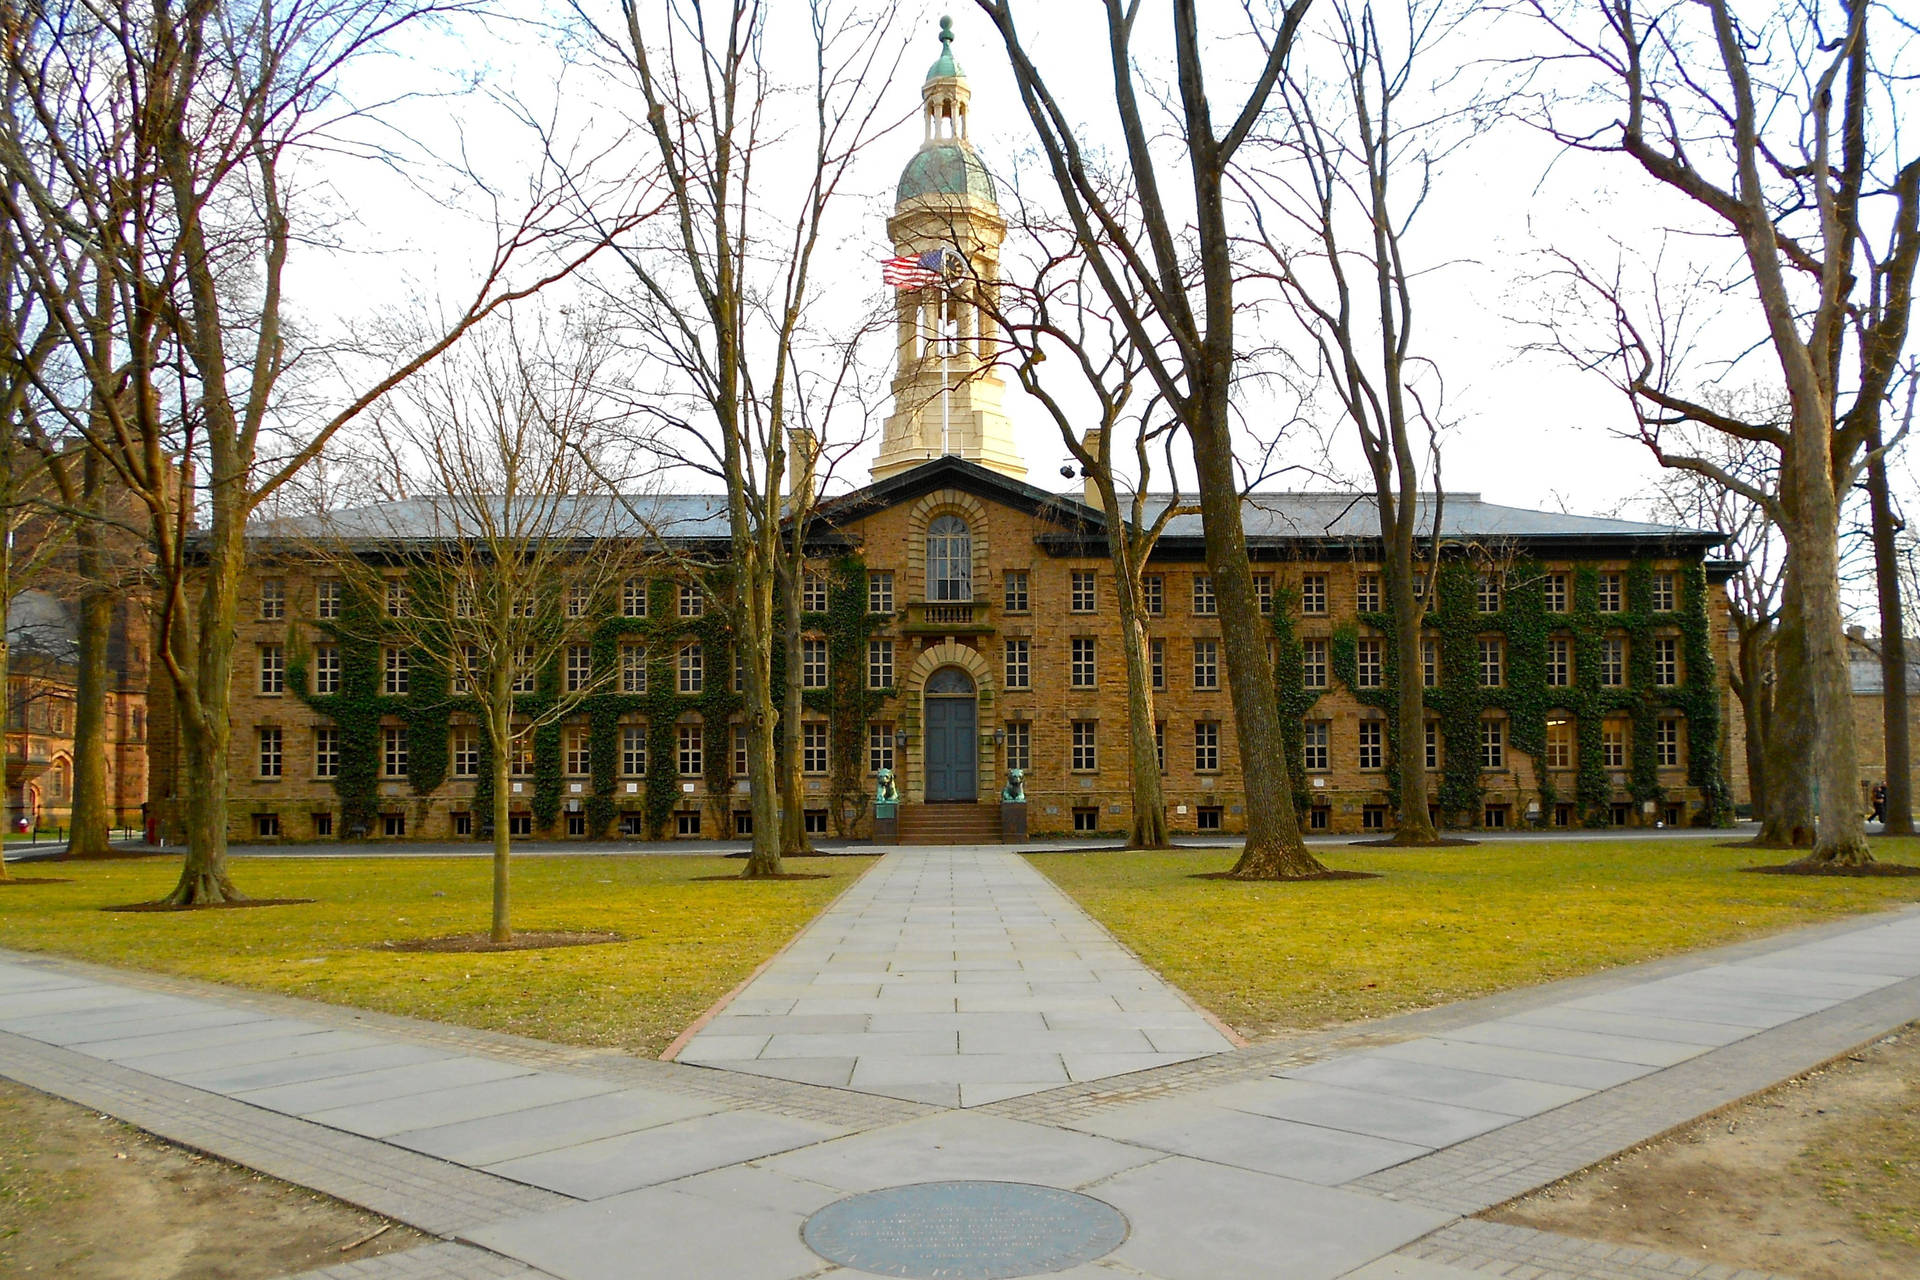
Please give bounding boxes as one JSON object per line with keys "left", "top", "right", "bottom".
{"left": 1733, "top": 623, "right": 1771, "bottom": 822}
{"left": 65, "top": 450, "right": 113, "bottom": 858}
{"left": 1118, "top": 586, "right": 1169, "bottom": 850}
{"left": 1189, "top": 419, "right": 1324, "bottom": 878}
{"left": 741, "top": 571, "right": 784, "bottom": 878}
{"left": 777, "top": 592, "right": 812, "bottom": 859}
{"left": 0, "top": 628, "right": 9, "bottom": 884}
{"left": 1865, "top": 427, "right": 1913, "bottom": 835}
{"left": 1758, "top": 595, "right": 1814, "bottom": 846}
{"left": 491, "top": 743, "right": 512, "bottom": 943}
{"left": 161, "top": 516, "right": 244, "bottom": 906}
{"left": 1386, "top": 540, "right": 1438, "bottom": 844}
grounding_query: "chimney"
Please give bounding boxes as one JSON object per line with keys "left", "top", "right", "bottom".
{"left": 1080, "top": 426, "right": 1103, "bottom": 508}
{"left": 787, "top": 428, "right": 819, "bottom": 512}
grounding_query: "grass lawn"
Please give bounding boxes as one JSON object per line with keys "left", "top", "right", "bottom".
{"left": 1029, "top": 838, "right": 1920, "bottom": 1041}
{"left": 0, "top": 855, "right": 872, "bottom": 1057}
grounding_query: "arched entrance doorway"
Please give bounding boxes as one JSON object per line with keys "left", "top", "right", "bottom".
{"left": 923, "top": 666, "right": 977, "bottom": 802}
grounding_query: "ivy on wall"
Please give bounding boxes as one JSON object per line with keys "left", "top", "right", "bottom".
{"left": 1307, "top": 555, "right": 1731, "bottom": 829}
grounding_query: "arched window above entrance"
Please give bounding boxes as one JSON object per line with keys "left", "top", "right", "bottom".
{"left": 926, "top": 666, "right": 975, "bottom": 696}
{"left": 927, "top": 514, "right": 972, "bottom": 601}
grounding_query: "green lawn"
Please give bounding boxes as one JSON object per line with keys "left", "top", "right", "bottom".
{"left": 0, "top": 855, "right": 872, "bottom": 1057}
{"left": 1029, "top": 838, "right": 1920, "bottom": 1041}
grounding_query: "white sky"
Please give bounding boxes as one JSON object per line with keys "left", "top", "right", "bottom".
{"left": 285, "top": 1, "right": 1915, "bottom": 609}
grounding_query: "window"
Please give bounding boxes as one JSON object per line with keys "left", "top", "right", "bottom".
{"left": 384, "top": 726, "right": 408, "bottom": 778}
{"left": 1071, "top": 637, "right": 1097, "bottom": 688}
{"left": 316, "top": 579, "right": 342, "bottom": 619}
{"left": 1071, "top": 720, "right": 1097, "bottom": 771}
{"left": 622, "top": 725, "right": 648, "bottom": 776}
{"left": 1653, "top": 636, "right": 1679, "bottom": 686}
{"left": 451, "top": 644, "right": 478, "bottom": 694}
{"left": 452, "top": 727, "right": 479, "bottom": 777}
{"left": 1004, "top": 721, "right": 1030, "bottom": 772}
{"left": 384, "top": 813, "right": 408, "bottom": 837}
{"left": 679, "top": 642, "right": 704, "bottom": 693}
{"left": 1598, "top": 572, "right": 1623, "bottom": 612}
{"left": 1003, "top": 569, "right": 1029, "bottom": 613}
{"left": 679, "top": 583, "right": 704, "bottom": 617}
{"left": 1302, "top": 638, "right": 1329, "bottom": 689}
{"left": 1357, "top": 573, "right": 1381, "bottom": 613}
{"left": 1651, "top": 572, "right": 1676, "bottom": 612}
{"left": 507, "top": 813, "right": 531, "bottom": 837}
{"left": 386, "top": 581, "right": 408, "bottom": 617}
{"left": 870, "top": 723, "right": 895, "bottom": 773}
{"left": 804, "top": 810, "right": 828, "bottom": 836}
{"left": 259, "top": 579, "right": 285, "bottom": 620}
{"left": 1196, "top": 806, "right": 1222, "bottom": 831}
{"left": 1602, "top": 719, "right": 1628, "bottom": 769}
{"left": 1356, "top": 638, "right": 1383, "bottom": 689}
{"left": 677, "top": 723, "right": 703, "bottom": 776}
{"left": 623, "top": 577, "right": 649, "bottom": 617}
{"left": 622, "top": 643, "right": 648, "bottom": 694}
{"left": 1477, "top": 573, "right": 1502, "bottom": 613}
{"left": 927, "top": 515, "right": 973, "bottom": 601}
{"left": 1074, "top": 807, "right": 1099, "bottom": 833}
{"left": 259, "top": 645, "right": 285, "bottom": 695}
{"left": 1255, "top": 574, "right": 1274, "bottom": 615}
{"left": 454, "top": 586, "right": 475, "bottom": 618}
{"left": 1150, "top": 638, "right": 1166, "bottom": 691}
{"left": 1194, "top": 720, "right": 1220, "bottom": 772}
{"left": 384, "top": 647, "right": 409, "bottom": 695}
{"left": 1301, "top": 574, "right": 1327, "bottom": 616}
{"left": 802, "top": 722, "right": 829, "bottom": 774}
{"left": 1546, "top": 717, "right": 1574, "bottom": 770}
{"left": 802, "top": 570, "right": 829, "bottom": 612}
{"left": 1362, "top": 805, "right": 1387, "bottom": 832}
{"left": 565, "top": 644, "right": 592, "bottom": 693}
{"left": 564, "top": 585, "right": 590, "bottom": 618}
{"left": 1192, "top": 575, "right": 1217, "bottom": 616}
{"left": 1004, "top": 638, "right": 1030, "bottom": 690}
{"left": 511, "top": 647, "right": 537, "bottom": 694}
{"left": 677, "top": 809, "right": 701, "bottom": 836}
{"left": 257, "top": 726, "right": 282, "bottom": 778}
{"left": 313, "top": 812, "right": 334, "bottom": 838}
{"left": 801, "top": 637, "right": 829, "bottom": 689}
{"left": 1544, "top": 573, "right": 1568, "bottom": 613}
{"left": 553, "top": 724, "right": 586, "bottom": 775}
{"left": 1601, "top": 636, "right": 1626, "bottom": 687}
{"left": 730, "top": 726, "right": 751, "bottom": 777}
{"left": 1657, "top": 716, "right": 1682, "bottom": 767}
{"left": 1425, "top": 721, "right": 1440, "bottom": 770}
{"left": 254, "top": 813, "right": 279, "bottom": 838}
{"left": 1309, "top": 805, "right": 1330, "bottom": 831}
{"left": 869, "top": 571, "right": 894, "bottom": 614}
{"left": 1479, "top": 637, "right": 1504, "bottom": 687}
{"left": 1070, "top": 570, "right": 1097, "bottom": 613}
{"left": 311, "top": 645, "right": 340, "bottom": 695}
{"left": 1142, "top": 574, "right": 1164, "bottom": 616}
{"left": 868, "top": 639, "right": 894, "bottom": 689}
{"left": 1480, "top": 718, "right": 1505, "bottom": 769}
{"left": 1304, "top": 721, "right": 1330, "bottom": 771}
{"left": 567, "top": 812, "right": 587, "bottom": 837}
{"left": 1482, "top": 804, "right": 1508, "bottom": 829}
{"left": 734, "top": 650, "right": 746, "bottom": 692}
{"left": 1547, "top": 636, "right": 1571, "bottom": 687}
{"left": 1357, "top": 720, "right": 1384, "bottom": 770}
{"left": 314, "top": 727, "right": 339, "bottom": 778}
{"left": 1193, "top": 638, "right": 1219, "bottom": 689}
{"left": 509, "top": 729, "right": 534, "bottom": 777}
{"left": 1422, "top": 638, "right": 1438, "bottom": 688}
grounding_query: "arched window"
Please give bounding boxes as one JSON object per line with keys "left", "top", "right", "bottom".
{"left": 926, "top": 515, "right": 972, "bottom": 601}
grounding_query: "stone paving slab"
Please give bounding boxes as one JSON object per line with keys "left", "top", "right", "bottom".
{"left": 479, "top": 1107, "right": 844, "bottom": 1199}
{"left": 385, "top": 1086, "right": 727, "bottom": 1166}
{"left": 307, "top": 1072, "right": 622, "bottom": 1140}
{"left": 758, "top": 1110, "right": 1159, "bottom": 1192}
{"left": 673, "top": 848, "right": 1237, "bottom": 1106}
{"left": 278, "top": 1241, "right": 563, "bottom": 1280}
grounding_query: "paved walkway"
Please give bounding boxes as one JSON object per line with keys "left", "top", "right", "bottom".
{"left": 672, "top": 848, "right": 1239, "bottom": 1106}
{"left": 2, "top": 845, "right": 1918, "bottom": 1280}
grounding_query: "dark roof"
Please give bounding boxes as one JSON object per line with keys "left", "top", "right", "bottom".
{"left": 247, "top": 458, "right": 1723, "bottom": 560}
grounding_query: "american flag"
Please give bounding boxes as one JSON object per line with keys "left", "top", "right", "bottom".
{"left": 881, "top": 249, "right": 949, "bottom": 288}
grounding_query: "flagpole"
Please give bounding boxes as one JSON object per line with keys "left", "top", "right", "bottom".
{"left": 941, "top": 290, "right": 951, "bottom": 457}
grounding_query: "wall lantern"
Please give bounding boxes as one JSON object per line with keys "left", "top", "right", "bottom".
{"left": 894, "top": 729, "right": 908, "bottom": 748}
{"left": 993, "top": 727, "right": 1006, "bottom": 745}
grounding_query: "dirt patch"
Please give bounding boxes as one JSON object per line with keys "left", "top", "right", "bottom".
{"left": 688, "top": 872, "right": 833, "bottom": 881}
{"left": 1488, "top": 1022, "right": 1920, "bottom": 1280}
{"left": 1190, "top": 869, "right": 1381, "bottom": 882}
{"left": 0, "top": 1078, "right": 428, "bottom": 1279}
{"left": 1744, "top": 862, "right": 1920, "bottom": 877}
{"left": 1346, "top": 837, "right": 1481, "bottom": 848}
{"left": 104, "top": 898, "right": 316, "bottom": 912}
{"left": 375, "top": 930, "right": 624, "bottom": 953}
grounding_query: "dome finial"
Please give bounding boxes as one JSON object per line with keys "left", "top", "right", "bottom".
{"left": 940, "top": 14, "right": 953, "bottom": 45}
{"left": 927, "top": 14, "right": 961, "bottom": 80}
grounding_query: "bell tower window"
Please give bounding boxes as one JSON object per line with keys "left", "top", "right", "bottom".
{"left": 927, "top": 515, "right": 973, "bottom": 601}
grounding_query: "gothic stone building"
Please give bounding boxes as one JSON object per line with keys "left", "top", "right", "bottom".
{"left": 192, "top": 19, "right": 1738, "bottom": 844}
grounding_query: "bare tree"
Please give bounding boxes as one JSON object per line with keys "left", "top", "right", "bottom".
{"left": 0, "top": 0, "right": 622, "bottom": 902}
{"left": 560, "top": 0, "right": 906, "bottom": 877}
{"left": 974, "top": 0, "right": 1327, "bottom": 877}
{"left": 1522, "top": 0, "right": 1920, "bottom": 865}
{"left": 1860, "top": 365, "right": 1915, "bottom": 834}
{"left": 304, "top": 317, "right": 647, "bottom": 942}
{"left": 1245, "top": 0, "right": 1486, "bottom": 844}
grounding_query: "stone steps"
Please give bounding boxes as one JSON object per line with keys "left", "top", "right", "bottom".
{"left": 896, "top": 803, "right": 1002, "bottom": 845}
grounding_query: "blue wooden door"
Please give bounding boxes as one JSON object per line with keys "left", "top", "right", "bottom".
{"left": 924, "top": 697, "right": 977, "bottom": 801}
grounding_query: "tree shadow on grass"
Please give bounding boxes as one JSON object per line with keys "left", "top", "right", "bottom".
{"left": 1190, "top": 869, "right": 1381, "bottom": 882}
{"left": 104, "top": 898, "right": 315, "bottom": 911}
{"left": 374, "top": 931, "right": 624, "bottom": 953}
{"left": 1742, "top": 862, "right": 1920, "bottom": 877}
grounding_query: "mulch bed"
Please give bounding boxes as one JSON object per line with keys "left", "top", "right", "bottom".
{"left": 375, "top": 930, "right": 625, "bottom": 953}
{"left": 1347, "top": 837, "right": 1480, "bottom": 848}
{"left": 690, "top": 872, "right": 833, "bottom": 882}
{"left": 104, "top": 898, "right": 316, "bottom": 912}
{"left": 1743, "top": 861, "right": 1920, "bottom": 877}
{"left": 1191, "top": 869, "right": 1381, "bottom": 882}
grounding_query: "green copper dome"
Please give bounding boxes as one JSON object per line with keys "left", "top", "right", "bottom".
{"left": 927, "top": 15, "right": 961, "bottom": 80}
{"left": 898, "top": 143, "right": 997, "bottom": 203}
